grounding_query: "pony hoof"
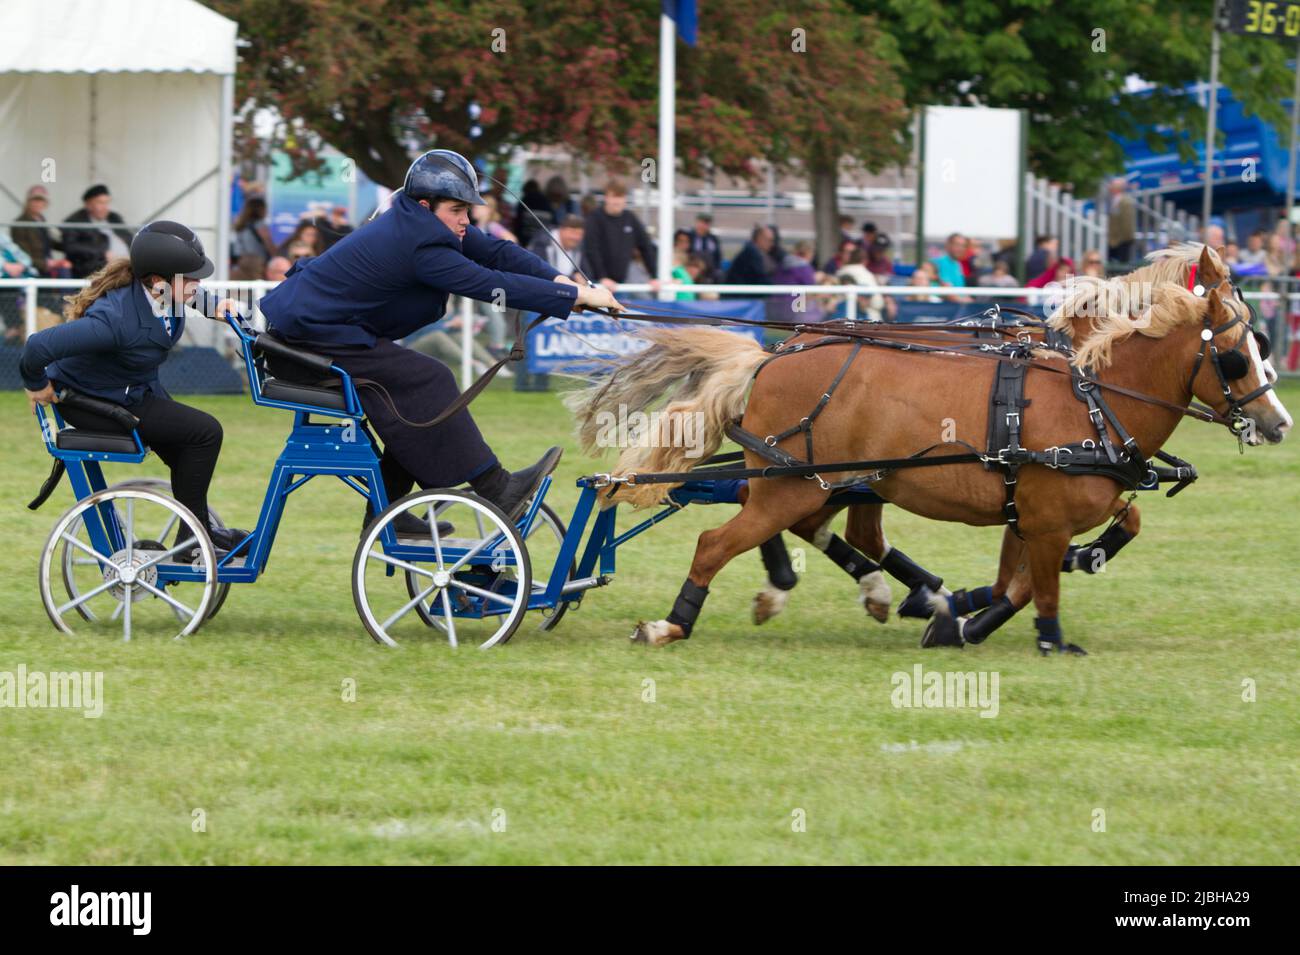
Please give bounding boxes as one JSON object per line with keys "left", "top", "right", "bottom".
{"left": 752, "top": 584, "right": 790, "bottom": 625}
{"left": 921, "top": 614, "right": 965, "bottom": 649}
{"left": 630, "top": 620, "right": 682, "bottom": 648}
{"left": 858, "top": 571, "right": 892, "bottom": 624}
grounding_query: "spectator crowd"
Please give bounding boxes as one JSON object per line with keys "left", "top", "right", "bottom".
{"left": 5, "top": 168, "right": 1300, "bottom": 369}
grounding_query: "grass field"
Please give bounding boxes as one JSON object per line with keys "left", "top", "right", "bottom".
{"left": 0, "top": 379, "right": 1297, "bottom": 865}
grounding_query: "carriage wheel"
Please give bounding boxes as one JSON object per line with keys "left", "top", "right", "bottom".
{"left": 403, "top": 500, "right": 575, "bottom": 634}
{"left": 59, "top": 478, "right": 231, "bottom": 624}
{"left": 40, "top": 487, "right": 217, "bottom": 641}
{"left": 353, "top": 490, "right": 531, "bottom": 649}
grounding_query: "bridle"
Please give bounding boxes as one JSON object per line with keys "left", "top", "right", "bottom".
{"left": 1186, "top": 280, "right": 1275, "bottom": 437}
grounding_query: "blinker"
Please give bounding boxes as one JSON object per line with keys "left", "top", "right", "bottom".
{"left": 1253, "top": 329, "right": 1271, "bottom": 361}
{"left": 1217, "top": 348, "right": 1249, "bottom": 380}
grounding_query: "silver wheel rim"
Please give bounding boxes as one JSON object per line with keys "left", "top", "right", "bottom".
{"left": 59, "top": 479, "right": 228, "bottom": 624}
{"left": 406, "top": 501, "right": 569, "bottom": 633}
{"left": 40, "top": 488, "right": 216, "bottom": 641}
{"left": 355, "top": 491, "right": 530, "bottom": 649}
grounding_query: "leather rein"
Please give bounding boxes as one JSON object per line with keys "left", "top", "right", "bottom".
{"left": 582, "top": 295, "right": 1271, "bottom": 432}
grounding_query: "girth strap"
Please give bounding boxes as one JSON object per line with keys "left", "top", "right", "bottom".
{"left": 725, "top": 420, "right": 806, "bottom": 469}
{"left": 985, "top": 351, "right": 1033, "bottom": 537}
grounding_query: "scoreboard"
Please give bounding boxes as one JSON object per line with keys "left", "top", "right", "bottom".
{"left": 1222, "top": 0, "right": 1300, "bottom": 40}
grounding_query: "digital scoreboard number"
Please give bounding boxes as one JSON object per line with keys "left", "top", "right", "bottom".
{"left": 1223, "top": 0, "right": 1300, "bottom": 40}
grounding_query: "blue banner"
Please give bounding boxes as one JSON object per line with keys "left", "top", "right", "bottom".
{"left": 525, "top": 299, "right": 764, "bottom": 374}
{"left": 662, "top": 0, "right": 697, "bottom": 45}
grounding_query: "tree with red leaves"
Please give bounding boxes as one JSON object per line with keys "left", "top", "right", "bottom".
{"left": 210, "top": 0, "right": 907, "bottom": 258}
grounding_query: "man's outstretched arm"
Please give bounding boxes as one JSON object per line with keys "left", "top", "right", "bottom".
{"left": 462, "top": 225, "right": 559, "bottom": 282}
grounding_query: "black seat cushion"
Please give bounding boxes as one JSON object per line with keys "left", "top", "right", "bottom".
{"left": 262, "top": 377, "right": 347, "bottom": 411}
{"left": 55, "top": 430, "right": 140, "bottom": 454}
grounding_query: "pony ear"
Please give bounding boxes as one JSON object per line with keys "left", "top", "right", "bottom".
{"left": 1205, "top": 282, "right": 1231, "bottom": 321}
{"left": 1198, "top": 244, "right": 1222, "bottom": 282}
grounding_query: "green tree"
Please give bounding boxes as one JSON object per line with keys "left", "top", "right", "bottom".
{"left": 210, "top": 0, "right": 910, "bottom": 264}
{"left": 853, "top": 0, "right": 1294, "bottom": 192}
{"left": 208, "top": 0, "right": 763, "bottom": 188}
{"left": 681, "top": 1, "right": 910, "bottom": 263}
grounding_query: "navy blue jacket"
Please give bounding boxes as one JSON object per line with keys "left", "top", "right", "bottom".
{"left": 259, "top": 191, "right": 579, "bottom": 347}
{"left": 20, "top": 281, "right": 181, "bottom": 405}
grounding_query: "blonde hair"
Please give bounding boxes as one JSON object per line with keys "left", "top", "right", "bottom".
{"left": 63, "top": 258, "right": 136, "bottom": 321}
{"left": 1053, "top": 243, "right": 1223, "bottom": 327}
{"left": 1050, "top": 282, "right": 1235, "bottom": 370}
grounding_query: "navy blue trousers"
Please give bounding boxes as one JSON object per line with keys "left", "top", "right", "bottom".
{"left": 270, "top": 337, "right": 498, "bottom": 493}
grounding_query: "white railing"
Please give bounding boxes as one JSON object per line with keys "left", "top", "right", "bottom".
{"left": 2, "top": 278, "right": 481, "bottom": 391}
{"left": 4, "top": 279, "right": 1294, "bottom": 385}
{"left": 1131, "top": 190, "right": 1199, "bottom": 251}
{"left": 1024, "top": 174, "right": 1107, "bottom": 265}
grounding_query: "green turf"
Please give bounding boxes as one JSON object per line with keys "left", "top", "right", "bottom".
{"left": 0, "top": 379, "right": 1296, "bottom": 865}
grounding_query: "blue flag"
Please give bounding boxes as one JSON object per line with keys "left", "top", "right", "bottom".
{"left": 662, "top": 0, "right": 697, "bottom": 46}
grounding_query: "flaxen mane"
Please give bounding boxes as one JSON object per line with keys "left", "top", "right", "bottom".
{"left": 1049, "top": 282, "right": 1228, "bottom": 370}
{"left": 1052, "top": 243, "right": 1221, "bottom": 329}
{"left": 1125, "top": 242, "right": 1222, "bottom": 289}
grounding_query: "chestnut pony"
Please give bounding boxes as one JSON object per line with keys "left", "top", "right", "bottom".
{"left": 567, "top": 270, "right": 1290, "bottom": 653}
{"left": 747, "top": 244, "right": 1237, "bottom": 632}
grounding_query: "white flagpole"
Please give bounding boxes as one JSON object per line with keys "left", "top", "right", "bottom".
{"left": 657, "top": 12, "right": 676, "bottom": 298}
{"left": 1201, "top": 24, "right": 1220, "bottom": 229}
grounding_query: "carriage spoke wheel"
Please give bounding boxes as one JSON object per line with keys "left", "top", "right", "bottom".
{"left": 59, "top": 478, "right": 230, "bottom": 624}
{"left": 40, "top": 488, "right": 217, "bottom": 641}
{"left": 404, "top": 500, "right": 574, "bottom": 634}
{"left": 353, "top": 490, "right": 531, "bottom": 649}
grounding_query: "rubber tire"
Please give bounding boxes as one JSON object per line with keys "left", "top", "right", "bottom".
{"left": 353, "top": 489, "right": 531, "bottom": 649}
{"left": 404, "top": 501, "right": 574, "bottom": 634}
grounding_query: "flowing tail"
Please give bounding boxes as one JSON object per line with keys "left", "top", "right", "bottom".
{"left": 564, "top": 327, "right": 768, "bottom": 508}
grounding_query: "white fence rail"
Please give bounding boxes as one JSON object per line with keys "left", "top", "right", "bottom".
{"left": 1023, "top": 174, "right": 1107, "bottom": 265}
{"left": 1132, "top": 190, "right": 1200, "bottom": 251}
{"left": 1020, "top": 175, "right": 1200, "bottom": 265}
{"left": 3, "top": 279, "right": 1295, "bottom": 387}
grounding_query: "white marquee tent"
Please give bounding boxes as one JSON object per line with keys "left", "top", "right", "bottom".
{"left": 0, "top": 0, "right": 238, "bottom": 276}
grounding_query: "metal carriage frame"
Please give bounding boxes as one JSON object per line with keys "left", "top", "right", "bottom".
{"left": 32, "top": 313, "right": 553, "bottom": 646}
{"left": 30, "top": 308, "right": 1198, "bottom": 647}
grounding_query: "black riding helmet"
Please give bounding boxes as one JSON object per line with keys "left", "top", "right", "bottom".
{"left": 403, "top": 149, "right": 487, "bottom": 206}
{"left": 129, "top": 220, "right": 215, "bottom": 280}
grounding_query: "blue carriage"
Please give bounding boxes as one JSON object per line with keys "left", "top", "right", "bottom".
{"left": 31, "top": 311, "right": 579, "bottom": 647}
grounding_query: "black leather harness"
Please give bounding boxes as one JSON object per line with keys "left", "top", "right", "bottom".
{"left": 977, "top": 329, "right": 1151, "bottom": 537}
{"left": 621, "top": 318, "right": 1204, "bottom": 532}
